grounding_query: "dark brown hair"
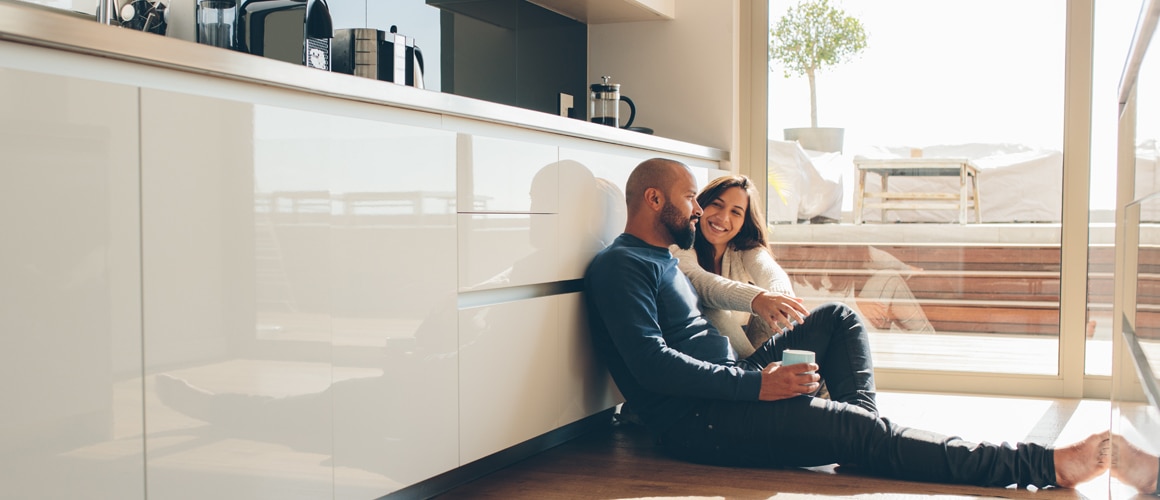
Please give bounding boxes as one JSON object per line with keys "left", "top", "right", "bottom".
{"left": 693, "top": 175, "right": 771, "bottom": 272}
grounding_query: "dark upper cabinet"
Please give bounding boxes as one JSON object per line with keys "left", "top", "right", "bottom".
{"left": 430, "top": 0, "right": 587, "bottom": 119}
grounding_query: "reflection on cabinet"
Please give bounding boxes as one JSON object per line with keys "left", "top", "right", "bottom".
{"left": 558, "top": 293, "right": 622, "bottom": 425}
{"left": 0, "top": 68, "right": 145, "bottom": 499}
{"left": 458, "top": 213, "right": 559, "bottom": 290}
{"left": 326, "top": 106, "right": 459, "bottom": 499}
{"left": 457, "top": 133, "right": 559, "bottom": 213}
{"left": 142, "top": 89, "right": 336, "bottom": 499}
{"left": 140, "top": 88, "right": 461, "bottom": 499}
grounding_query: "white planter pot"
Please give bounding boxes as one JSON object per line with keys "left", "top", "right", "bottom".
{"left": 784, "top": 127, "right": 844, "bottom": 153}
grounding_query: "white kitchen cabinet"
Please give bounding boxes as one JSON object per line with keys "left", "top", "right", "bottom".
{"left": 325, "top": 107, "right": 459, "bottom": 499}
{"left": 458, "top": 295, "right": 563, "bottom": 463}
{"left": 457, "top": 293, "right": 620, "bottom": 465}
{"left": 141, "top": 90, "right": 335, "bottom": 500}
{"left": 0, "top": 68, "right": 144, "bottom": 500}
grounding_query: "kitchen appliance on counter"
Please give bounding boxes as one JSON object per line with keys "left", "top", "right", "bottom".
{"left": 239, "top": 0, "right": 332, "bottom": 70}
{"left": 589, "top": 76, "right": 635, "bottom": 129}
{"left": 196, "top": 0, "right": 236, "bottom": 48}
{"left": 199, "top": 0, "right": 332, "bottom": 70}
{"left": 332, "top": 25, "right": 424, "bottom": 89}
{"left": 96, "top": 0, "right": 168, "bottom": 35}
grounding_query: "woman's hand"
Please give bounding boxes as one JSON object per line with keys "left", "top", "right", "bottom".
{"left": 751, "top": 292, "right": 809, "bottom": 331}
{"left": 855, "top": 299, "right": 892, "bottom": 329}
{"left": 757, "top": 362, "right": 820, "bottom": 401}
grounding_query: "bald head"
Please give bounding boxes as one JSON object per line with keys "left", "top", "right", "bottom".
{"left": 621, "top": 158, "right": 702, "bottom": 249}
{"left": 625, "top": 158, "right": 691, "bottom": 215}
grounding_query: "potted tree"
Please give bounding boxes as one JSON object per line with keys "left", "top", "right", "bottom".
{"left": 769, "top": 0, "right": 867, "bottom": 153}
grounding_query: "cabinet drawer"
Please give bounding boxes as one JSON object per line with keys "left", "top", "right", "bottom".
{"left": 458, "top": 213, "right": 559, "bottom": 290}
{"left": 458, "top": 296, "right": 561, "bottom": 463}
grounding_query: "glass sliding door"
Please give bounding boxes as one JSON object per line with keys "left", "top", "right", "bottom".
{"left": 766, "top": 0, "right": 1070, "bottom": 381}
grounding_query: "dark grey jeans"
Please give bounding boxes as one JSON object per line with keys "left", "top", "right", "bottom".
{"left": 656, "top": 302, "right": 1056, "bottom": 488}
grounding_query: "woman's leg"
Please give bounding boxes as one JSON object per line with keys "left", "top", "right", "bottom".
{"left": 746, "top": 302, "right": 876, "bottom": 415}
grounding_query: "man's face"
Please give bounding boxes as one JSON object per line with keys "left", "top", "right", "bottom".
{"left": 660, "top": 172, "right": 702, "bottom": 250}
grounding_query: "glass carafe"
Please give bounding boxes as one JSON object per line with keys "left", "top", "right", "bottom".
{"left": 589, "top": 76, "right": 621, "bottom": 127}
{"left": 197, "top": 0, "right": 238, "bottom": 50}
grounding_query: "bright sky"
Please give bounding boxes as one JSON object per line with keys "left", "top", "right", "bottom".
{"left": 767, "top": 0, "right": 1146, "bottom": 210}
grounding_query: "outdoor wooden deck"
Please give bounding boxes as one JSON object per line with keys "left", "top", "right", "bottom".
{"left": 767, "top": 242, "right": 1151, "bottom": 336}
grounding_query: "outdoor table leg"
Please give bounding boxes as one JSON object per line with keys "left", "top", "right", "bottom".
{"left": 880, "top": 173, "right": 889, "bottom": 222}
{"left": 972, "top": 171, "right": 982, "bottom": 223}
{"left": 959, "top": 166, "right": 968, "bottom": 224}
{"left": 854, "top": 168, "right": 866, "bottom": 224}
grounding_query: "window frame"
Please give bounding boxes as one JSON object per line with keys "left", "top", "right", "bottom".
{"left": 739, "top": 0, "right": 1104, "bottom": 399}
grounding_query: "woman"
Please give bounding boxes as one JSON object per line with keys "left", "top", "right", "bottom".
{"left": 671, "top": 175, "right": 802, "bottom": 357}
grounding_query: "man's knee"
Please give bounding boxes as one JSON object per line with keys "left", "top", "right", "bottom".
{"left": 814, "top": 301, "right": 858, "bottom": 321}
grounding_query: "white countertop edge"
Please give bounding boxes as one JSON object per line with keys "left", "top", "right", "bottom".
{"left": 0, "top": 1, "right": 727, "bottom": 162}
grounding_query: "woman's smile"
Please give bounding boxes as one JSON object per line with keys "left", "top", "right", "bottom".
{"left": 699, "top": 186, "right": 749, "bottom": 248}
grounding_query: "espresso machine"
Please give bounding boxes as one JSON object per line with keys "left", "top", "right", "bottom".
{"left": 196, "top": 0, "right": 334, "bottom": 71}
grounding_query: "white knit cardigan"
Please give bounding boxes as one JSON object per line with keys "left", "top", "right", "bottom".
{"left": 671, "top": 245, "right": 795, "bottom": 358}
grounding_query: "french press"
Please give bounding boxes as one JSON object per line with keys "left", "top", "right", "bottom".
{"left": 589, "top": 76, "right": 635, "bottom": 128}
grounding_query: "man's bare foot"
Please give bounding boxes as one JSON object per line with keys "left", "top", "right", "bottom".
{"left": 1111, "top": 433, "right": 1159, "bottom": 494}
{"left": 1054, "top": 431, "right": 1111, "bottom": 488}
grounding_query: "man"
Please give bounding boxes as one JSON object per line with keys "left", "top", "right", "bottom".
{"left": 583, "top": 157, "right": 1108, "bottom": 489}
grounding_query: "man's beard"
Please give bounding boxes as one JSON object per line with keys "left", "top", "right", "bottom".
{"left": 660, "top": 201, "right": 696, "bottom": 250}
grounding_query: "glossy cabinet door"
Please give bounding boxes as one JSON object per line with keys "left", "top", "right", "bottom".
{"left": 458, "top": 295, "right": 562, "bottom": 463}
{"left": 141, "top": 90, "right": 335, "bottom": 499}
{"left": 557, "top": 293, "right": 622, "bottom": 426}
{"left": 0, "top": 68, "right": 145, "bottom": 499}
{"left": 324, "top": 104, "right": 459, "bottom": 499}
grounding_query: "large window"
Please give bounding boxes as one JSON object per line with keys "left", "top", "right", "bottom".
{"left": 766, "top": 0, "right": 1071, "bottom": 383}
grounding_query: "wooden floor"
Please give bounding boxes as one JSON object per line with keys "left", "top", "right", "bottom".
{"left": 436, "top": 392, "right": 1141, "bottom": 500}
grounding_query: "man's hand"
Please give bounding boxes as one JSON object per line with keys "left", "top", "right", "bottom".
{"left": 751, "top": 292, "right": 809, "bottom": 331}
{"left": 757, "top": 362, "right": 820, "bottom": 401}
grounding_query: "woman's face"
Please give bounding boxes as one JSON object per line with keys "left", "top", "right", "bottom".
{"left": 699, "top": 186, "right": 749, "bottom": 249}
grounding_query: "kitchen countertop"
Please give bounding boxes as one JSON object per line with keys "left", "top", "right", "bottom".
{"left": 0, "top": 0, "right": 727, "bottom": 162}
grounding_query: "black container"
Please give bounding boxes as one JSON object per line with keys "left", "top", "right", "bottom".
{"left": 237, "top": 0, "right": 333, "bottom": 70}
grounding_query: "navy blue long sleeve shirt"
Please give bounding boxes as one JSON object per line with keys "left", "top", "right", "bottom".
{"left": 584, "top": 234, "right": 763, "bottom": 433}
